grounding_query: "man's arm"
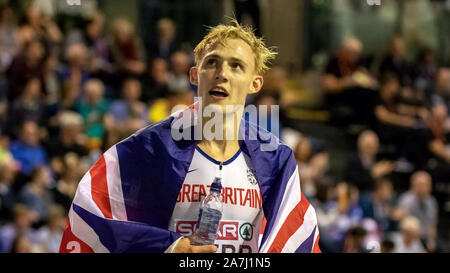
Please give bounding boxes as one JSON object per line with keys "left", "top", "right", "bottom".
{"left": 323, "top": 74, "right": 356, "bottom": 94}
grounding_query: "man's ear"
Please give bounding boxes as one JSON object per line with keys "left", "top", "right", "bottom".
{"left": 189, "top": 67, "right": 198, "bottom": 86}
{"left": 248, "top": 75, "right": 264, "bottom": 95}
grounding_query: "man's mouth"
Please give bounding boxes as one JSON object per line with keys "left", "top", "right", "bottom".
{"left": 208, "top": 87, "right": 229, "bottom": 99}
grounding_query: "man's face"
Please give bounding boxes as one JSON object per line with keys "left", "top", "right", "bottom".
{"left": 21, "top": 122, "right": 39, "bottom": 146}
{"left": 152, "top": 58, "right": 168, "bottom": 83}
{"left": 85, "top": 82, "right": 104, "bottom": 105}
{"left": 171, "top": 52, "right": 190, "bottom": 75}
{"left": 412, "top": 173, "right": 432, "bottom": 199}
{"left": 377, "top": 182, "right": 393, "bottom": 201}
{"left": 358, "top": 133, "right": 379, "bottom": 158}
{"left": 190, "top": 38, "right": 263, "bottom": 114}
{"left": 123, "top": 80, "right": 141, "bottom": 101}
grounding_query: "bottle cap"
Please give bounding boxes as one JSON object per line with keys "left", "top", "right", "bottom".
{"left": 211, "top": 179, "right": 222, "bottom": 193}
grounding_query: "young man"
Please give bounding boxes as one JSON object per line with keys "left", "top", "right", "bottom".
{"left": 59, "top": 20, "right": 320, "bottom": 253}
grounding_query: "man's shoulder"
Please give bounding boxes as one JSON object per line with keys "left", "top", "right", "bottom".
{"left": 241, "top": 119, "right": 295, "bottom": 178}
{"left": 242, "top": 118, "right": 291, "bottom": 154}
{"left": 398, "top": 191, "right": 416, "bottom": 205}
{"left": 117, "top": 117, "right": 174, "bottom": 147}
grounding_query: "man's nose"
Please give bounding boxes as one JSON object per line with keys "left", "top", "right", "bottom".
{"left": 215, "top": 63, "right": 229, "bottom": 82}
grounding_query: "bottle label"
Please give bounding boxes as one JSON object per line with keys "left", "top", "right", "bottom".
{"left": 196, "top": 207, "right": 222, "bottom": 240}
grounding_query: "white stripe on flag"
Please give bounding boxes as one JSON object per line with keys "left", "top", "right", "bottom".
{"left": 260, "top": 165, "right": 301, "bottom": 252}
{"left": 68, "top": 207, "right": 110, "bottom": 253}
{"left": 104, "top": 146, "right": 128, "bottom": 221}
{"left": 72, "top": 171, "right": 105, "bottom": 218}
{"left": 312, "top": 225, "right": 320, "bottom": 251}
{"left": 281, "top": 204, "right": 317, "bottom": 252}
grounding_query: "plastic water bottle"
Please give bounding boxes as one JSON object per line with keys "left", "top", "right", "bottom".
{"left": 191, "top": 163, "right": 223, "bottom": 245}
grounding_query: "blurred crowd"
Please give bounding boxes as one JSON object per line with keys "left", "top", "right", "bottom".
{"left": 0, "top": 1, "right": 448, "bottom": 253}
{"left": 0, "top": 1, "right": 197, "bottom": 253}
{"left": 292, "top": 34, "right": 450, "bottom": 253}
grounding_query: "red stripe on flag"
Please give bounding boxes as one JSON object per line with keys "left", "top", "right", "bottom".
{"left": 260, "top": 217, "right": 267, "bottom": 235}
{"left": 312, "top": 233, "right": 321, "bottom": 253}
{"left": 59, "top": 218, "right": 94, "bottom": 253}
{"left": 90, "top": 155, "right": 112, "bottom": 219}
{"left": 267, "top": 193, "right": 310, "bottom": 253}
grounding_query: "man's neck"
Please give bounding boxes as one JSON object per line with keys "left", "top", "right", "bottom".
{"left": 198, "top": 107, "right": 243, "bottom": 162}
{"left": 197, "top": 139, "right": 240, "bottom": 162}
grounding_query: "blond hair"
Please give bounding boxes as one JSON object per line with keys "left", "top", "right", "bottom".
{"left": 194, "top": 19, "right": 277, "bottom": 75}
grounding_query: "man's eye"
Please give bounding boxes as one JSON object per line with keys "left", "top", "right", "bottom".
{"left": 206, "top": 59, "right": 216, "bottom": 65}
{"left": 232, "top": 63, "right": 242, "bottom": 69}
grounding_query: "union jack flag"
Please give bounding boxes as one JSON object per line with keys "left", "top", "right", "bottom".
{"left": 59, "top": 106, "right": 320, "bottom": 253}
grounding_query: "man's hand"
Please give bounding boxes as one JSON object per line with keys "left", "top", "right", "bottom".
{"left": 371, "top": 160, "right": 394, "bottom": 179}
{"left": 172, "top": 237, "right": 218, "bottom": 253}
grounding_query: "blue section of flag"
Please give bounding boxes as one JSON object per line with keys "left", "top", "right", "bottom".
{"left": 73, "top": 203, "right": 182, "bottom": 253}
{"left": 295, "top": 226, "right": 316, "bottom": 253}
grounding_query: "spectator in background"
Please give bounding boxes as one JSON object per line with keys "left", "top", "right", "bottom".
{"left": 294, "top": 136, "right": 329, "bottom": 198}
{"left": 142, "top": 57, "right": 169, "bottom": 103}
{"left": 76, "top": 79, "right": 112, "bottom": 152}
{"left": 359, "top": 179, "right": 398, "bottom": 233}
{"left": 342, "top": 226, "right": 368, "bottom": 253}
{"left": 17, "top": 3, "right": 62, "bottom": 55}
{"left": 84, "top": 12, "right": 114, "bottom": 80}
{"left": 0, "top": 5, "right": 20, "bottom": 75}
{"left": 111, "top": 17, "right": 146, "bottom": 78}
{"left": 380, "top": 238, "right": 395, "bottom": 253}
{"left": 0, "top": 203, "right": 38, "bottom": 252}
{"left": 148, "top": 89, "right": 194, "bottom": 123}
{"left": 0, "top": 152, "right": 17, "bottom": 221}
{"left": 255, "top": 93, "right": 283, "bottom": 136}
{"left": 374, "top": 74, "right": 430, "bottom": 169}
{"left": 0, "top": 97, "right": 5, "bottom": 131}
{"left": 36, "top": 204, "right": 66, "bottom": 253}
{"left": 52, "top": 153, "right": 85, "bottom": 212}
{"left": 17, "top": 166, "right": 53, "bottom": 224}
{"left": 392, "top": 216, "right": 425, "bottom": 253}
{"left": 251, "top": 66, "right": 289, "bottom": 127}
{"left": 168, "top": 51, "right": 192, "bottom": 93}
{"left": 59, "top": 43, "right": 90, "bottom": 109}
{"left": 432, "top": 68, "right": 450, "bottom": 108}
{"left": 8, "top": 77, "right": 45, "bottom": 138}
{"left": 9, "top": 233, "right": 34, "bottom": 253}
{"left": 109, "top": 78, "right": 148, "bottom": 140}
{"left": 424, "top": 104, "right": 450, "bottom": 206}
{"left": 9, "top": 121, "right": 47, "bottom": 176}
{"left": 147, "top": 17, "right": 178, "bottom": 63}
{"left": 379, "top": 35, "right": 411, "bottom": 86}
{"left": 373, "top": 74, "right": 421, "bottom": 129}
{"left": 337, "top": 182, "right": 363, "bottom": 226}
{"left": 311, "top": 181, "right": 338, "bottom": 252}
{"left": 257, "top": 66, "right": 286, "bottom": 106}
{"left": 412, "top": 48, "right": 437, "bottom": 105}
{"left": 46, "top": 111, "right": 87, "bottom": 177}
{"left": 397, "top": 171, "right": 438, "bottom": 252}
{"left": 344, "top": 130, "right": 393, "bottom": 193}
{"left": 426, "top": 104, "right": 450, "bottom": 164}
{"left": 42, "top": 55, "right": 60, "bottom": 107}
{"left": 322, "top": 36, "right": 378, "bottom": 127}
{"left": 0, "top": 5, "right": 19, "bottom": 127}
{"left": 315, "top": 182, "right": 363, "bottom": 252}
{"left": 6, "top": 39, "right": 45, "bottom": 102}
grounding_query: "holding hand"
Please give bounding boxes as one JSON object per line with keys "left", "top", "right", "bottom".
{"left": 172, "top": 236, "right": 218, "bottom": 253}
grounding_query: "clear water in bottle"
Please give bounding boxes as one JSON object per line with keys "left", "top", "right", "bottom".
{"left": 191, "top": 164, "right": 223, "bottom": 245}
